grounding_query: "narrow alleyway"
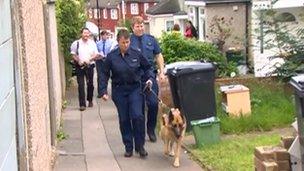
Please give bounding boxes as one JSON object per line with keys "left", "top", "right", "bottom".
{"left": 54, "top": 80, "right": 203, "bottom": 171}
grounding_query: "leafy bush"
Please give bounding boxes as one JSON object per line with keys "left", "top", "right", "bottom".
{"left": 159, "top": 32, "right": 238, "bottom": 77}
{"left": 255, "top": 8, "right": 304, "bottom": 81}
{"left": 55, "top": 0, "right": 86, "bottom": 79}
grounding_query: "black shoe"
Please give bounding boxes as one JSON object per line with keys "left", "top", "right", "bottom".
{"left": 124, "top": 151, "right": 133, "bottom": 158}
{"left": 88, "top": 101, "right": 93, "bottom": 107}
{"left": 136, "top": 147, "right": 148, "bottom": 158}
{"left": 79, "top": 106, "right": 86, "bottom": 111}
{"left": 148, "top": 132, "right": 157, "bottom": 142}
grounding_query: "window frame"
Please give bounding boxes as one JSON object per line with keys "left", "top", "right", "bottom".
{"left": 165, "top": 20, "right": 174, "bottom": 32}
{"left": 130, "top": 3, "right": 139, "bottom": 15}
{"left": 111, "top": 9, "right": 118, "bottom": 20}
{"left": 144, "top": 3, "right": 149, "bottom": 14}
{"left": 103, "top": 9, "right": 107, "bottom": 19}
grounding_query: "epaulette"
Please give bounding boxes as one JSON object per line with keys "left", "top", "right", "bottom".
{"left": 145, "top": 34, "right": 155, "bottom": 39}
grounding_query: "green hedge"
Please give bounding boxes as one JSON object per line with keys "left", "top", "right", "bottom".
{"left": 55, "top": 0, "right": 86, "bottom": 79}
{"left": 159, "top": 32, "right": 238, "bottom": 77}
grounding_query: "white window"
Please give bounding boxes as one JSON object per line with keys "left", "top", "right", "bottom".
{"left": 94, "top": 9, "right": 98, "bottom": 19}
{"left": 103, "top": 9, "right": 107, "bottom": 19}
{"left": 130, "top": 3, "right": 139, "bottom": 15}
{"left": 188, "top": 6, "right": 196, "bottom": 27}
{"left": 144, "top": 3, "right": 149, "bottom": 13}
{"left": 111, "top": 9, "right": 118, "bottom": 20}
{"left": 166, "top": 20, "right": 174, "bottom": 31}
{"left": 189, "top": 7, "right": 194, "bottom": 14}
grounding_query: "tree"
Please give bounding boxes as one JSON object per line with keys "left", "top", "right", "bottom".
{"left": 208, "top": 15, "right": 234, "bottom": 53}
{"left": 55, "top": 0, "right": 87, "bottom": 79}
{"left": 255, "top": 6, "right": 304, "bottom": 81}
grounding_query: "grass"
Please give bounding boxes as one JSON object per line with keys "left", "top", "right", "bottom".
{"left": 190, "top": 133, "right": 281, "bottom": 171}
{"left": 56, "top": 119, "right": 68, "bottom": 142}
{"left": 216, "top": 79, "right": 295, "bottom": 134}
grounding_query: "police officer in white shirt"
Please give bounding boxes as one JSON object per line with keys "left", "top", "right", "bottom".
{"left": 70, "top": 28, "right": 99, "bottom": 111}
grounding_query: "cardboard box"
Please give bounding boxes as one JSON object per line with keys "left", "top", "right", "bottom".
{"left": 276, "top": 160, "right": 291, "bottom": 170}
{"left": 255, "top": 146, "right": 290, "bottom": 161}
{"left": 281, "top": 136, "right": 295, "bottom": 150}
{"left": 254, "top": 157, "right": 278, "bottom": 171}
{"left": 255, "top": 146, "right": 275, "bottom": 161}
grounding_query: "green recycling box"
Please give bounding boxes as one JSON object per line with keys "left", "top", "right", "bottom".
{"left": 190, "top": 117, "right": 220, "bottom": 147}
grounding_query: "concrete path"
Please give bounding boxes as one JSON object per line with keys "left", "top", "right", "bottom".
{"left": 54, "top": 83, "right": 202, "bottom": 171}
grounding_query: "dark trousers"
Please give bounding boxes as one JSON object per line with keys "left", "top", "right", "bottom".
{"left": 95, "top": 59, "right": 104, "bottom": 96}
{"left": 76, "top": 65, "right": 94, "bottom": 107}
{"left": 112, "top": 83, "right": 145, "bottom": 152}
{"left": 143, "top": 77, "right": 159, "bottom": 134}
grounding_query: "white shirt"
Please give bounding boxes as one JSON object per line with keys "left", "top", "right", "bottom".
{"left": 70, "top": 39, "right": 98, "bottom": 64}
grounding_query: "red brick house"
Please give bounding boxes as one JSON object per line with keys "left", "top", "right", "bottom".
{"left": 88, "top": 0, "right": 159, "bottom": 35}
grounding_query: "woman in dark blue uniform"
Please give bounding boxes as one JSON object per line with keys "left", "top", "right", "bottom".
{"left": 99, "top": 29, "right": 153, "bottom": 158}
{"left": 130, "top": 16, "right": 166, "bottom": 143}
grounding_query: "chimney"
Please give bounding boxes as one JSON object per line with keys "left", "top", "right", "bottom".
{"left": 178, "top": 0, "right": 185, "bottom": 11}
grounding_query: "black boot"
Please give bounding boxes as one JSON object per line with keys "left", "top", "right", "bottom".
{"left": 124, "top": 151, "right": 133, "bottom": 157}
{"left": 136, "top": 147, "right": 148, "bottom": 158}
{"left": 148, "top": 132, "right": 157, "bottom": 142}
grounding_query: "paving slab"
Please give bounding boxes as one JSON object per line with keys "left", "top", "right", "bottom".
{"left": 98, "top": 98, "right": 203, "bottom": 171}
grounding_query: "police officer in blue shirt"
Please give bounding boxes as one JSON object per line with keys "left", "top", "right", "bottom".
{"left": 130, "top": 16, "right": 166, "bottom": 142}
{"left": 99, "top": 29, "right": 153, "bottom": 158}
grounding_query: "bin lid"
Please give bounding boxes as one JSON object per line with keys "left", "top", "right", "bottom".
{"left": 190, "top": 116, "right": 220, "bottom": 126}
{"left": 290, "top": 74, "right": 304, "bottom": 97}
{"left": 220, "top": 84, "right": 249, "bottom": 93}
{"left": 165, "top": 61, "right": 215, "bottom": 76}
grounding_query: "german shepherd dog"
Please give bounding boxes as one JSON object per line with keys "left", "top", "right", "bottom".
{"left": 159, "top": 108, "right": 186, "bottom": 167}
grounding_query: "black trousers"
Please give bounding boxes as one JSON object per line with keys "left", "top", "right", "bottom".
{"left": 76, "top": 65, "right": 94, "bottom": 107}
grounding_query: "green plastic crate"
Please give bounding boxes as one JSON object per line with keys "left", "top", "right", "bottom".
{"left": 190, "top": 117, "right": 220, "bottom": 147}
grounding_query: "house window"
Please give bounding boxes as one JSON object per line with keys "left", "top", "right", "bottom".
{"left": 111, "top": 9, "right": 118, "bottom": 20}
{"left": 276, "top": 12, "right": 296, "bottom": 22}
{"left": 188, "top": 6, "right": 195, "bottom": 25}
{"left": 94, "top": 9, "right": 98, "bottom": 19}
{"left": 199, "top": 7, "right": 205, "bottom": 40}
{"left": 130, "top": 3, "right": 139, "bottom": 15}
{"left": 144, "top": 3, "right": 149, "bottom": 13}
{"left": 189, "top": 7, "right": 194, "bottom": 14}
{"left": 103, "top": 9, "right": 107, "bottom": 19}
{"left": 166, "top": 20, "right": 174, "bottom": 31}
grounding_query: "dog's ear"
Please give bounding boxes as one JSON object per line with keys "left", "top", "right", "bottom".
{"left": 180, "top": 113, "right": 186, "bottom": 127}
{"left": 162, "top": 114, "right": 169, "bottom": 126}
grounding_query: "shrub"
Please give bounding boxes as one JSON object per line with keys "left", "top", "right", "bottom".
{"left": 255, "top": 7, "right": 304, "bottom": 81}
{"left": 159, "top": 32, "right": 238, "bottom": 77}
{"left": 55, "top": 0, "right": 86, "bottom": 79}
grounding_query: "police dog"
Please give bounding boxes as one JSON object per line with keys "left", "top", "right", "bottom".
{"left": 159, "top": 108, "right": 186, "bottom": 167}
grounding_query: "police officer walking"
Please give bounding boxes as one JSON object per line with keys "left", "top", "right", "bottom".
{"left": 99, "top": 29, "right": 153, "bottom": 158}
{"left": 130, "top": 16, "right": 166, "bottom": 142}
{"left": 70, "top": 28, "right": 99, "bottom": 111}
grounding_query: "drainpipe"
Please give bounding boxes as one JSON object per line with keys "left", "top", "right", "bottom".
{"left": 122, "top": 0, "right": 126, "bottom": 25}
{"left": 44, "top": 0, "right": 61, "bottom": 146}
{"left": 96, "top": 0, "right": 100, "bottom": 39}
{"left": 245, "top": 1, "right": 249, "bottom": 66}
